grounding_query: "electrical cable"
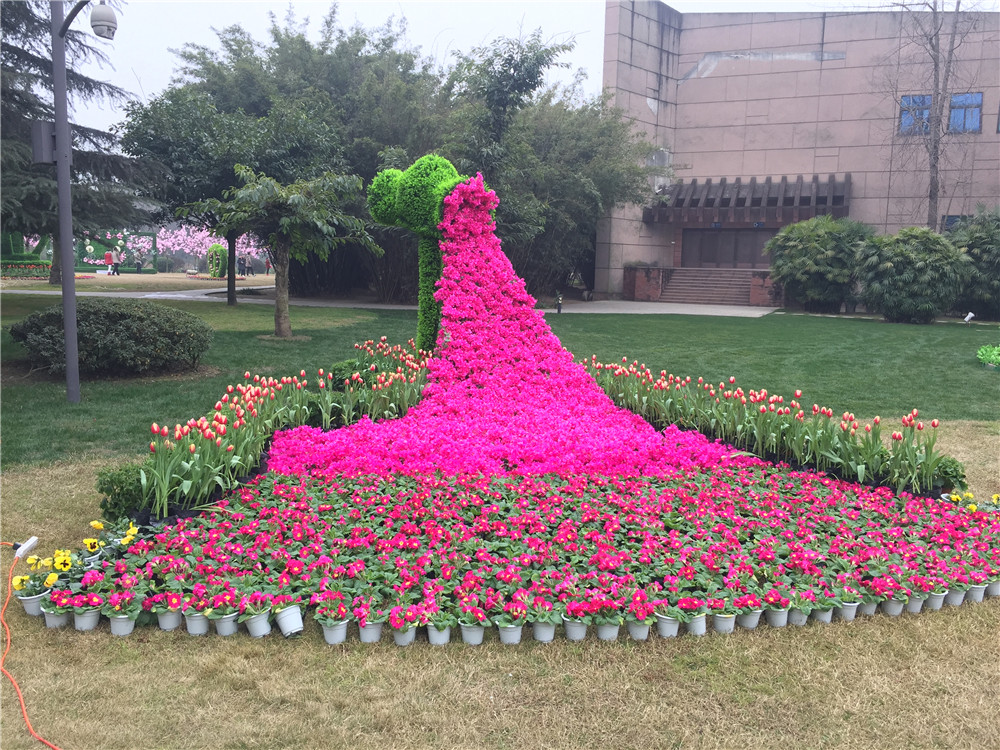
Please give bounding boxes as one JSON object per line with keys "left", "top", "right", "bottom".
{"left": 1, "top": 549, "right": 65, "bottom": 750}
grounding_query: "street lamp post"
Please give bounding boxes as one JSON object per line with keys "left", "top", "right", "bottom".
{"left": 49, "top": 0, "right": 117, "bottom": 403}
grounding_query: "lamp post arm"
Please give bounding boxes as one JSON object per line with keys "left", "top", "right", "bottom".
{"left": 58, "top": 0, "right": 92, "bottom": 39}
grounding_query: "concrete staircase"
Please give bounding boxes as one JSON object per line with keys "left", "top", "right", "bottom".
{"left": 659, "top": 268, "right": 757, "bottom": 306}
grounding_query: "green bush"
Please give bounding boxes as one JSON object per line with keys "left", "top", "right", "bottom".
{"left": 156, "top": 256, "right": 174, "bottom": 273}
{"left": 96, "top": 462, "right": 145, "bottom": 520}
{"left": 8, "top": 298, "right": 213, "bottom": 376}
{"left": 764, "top": 215, "right": 873, "bottom": 313}
{"left": 948, "top": 205, "right": 1000, "bottom": 321}
{"left": 857, "top": 228, "right": 969, "bottom": 324}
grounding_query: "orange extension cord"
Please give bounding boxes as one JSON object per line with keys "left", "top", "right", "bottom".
{"left": 1, "top": 541, "right": 64, "bottom": 750}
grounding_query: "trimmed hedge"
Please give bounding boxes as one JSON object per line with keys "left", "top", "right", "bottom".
{"left": 8, "top": 297, "right": 212, "bottom": 376}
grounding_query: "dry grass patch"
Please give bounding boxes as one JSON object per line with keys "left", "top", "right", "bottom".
{"left": 933, "top": 420, "right": 1000, "bottom": 500}
{"left": 1, "top": 599, "right": 998, "bottom": 750}
{"left": 0, "top": 272, "right": 273, "bottom": 293}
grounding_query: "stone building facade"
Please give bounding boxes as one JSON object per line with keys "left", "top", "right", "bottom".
{"left": 598, "top": 1, "right": 1000, "bottom": 303}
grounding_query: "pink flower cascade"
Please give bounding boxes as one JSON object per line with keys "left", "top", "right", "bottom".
{"left": 269, "top": 175, "right": 745, "bottom": 479}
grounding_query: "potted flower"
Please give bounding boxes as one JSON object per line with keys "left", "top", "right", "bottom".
{"left": 70, "top": 591, "right": 104, "bottom": 631}
{"left": 204, "top": 586, "right": 241, "bottom": 636}
{"left": 706, "top": 597, "right": 738, "bottom": 634}
{"left": 12, "top": 564, "right": 60, "bottom": 617}
{"left": 39, "top": 588, "right": 74, "bottom": 628}
{"left": 456, "top": 599, "right": 491, "bottom": 646}
{"left": 100, "top": 586, "right": 146, "bottom": 636}
{"left": 352, "top": 591, "right": 388, "bottom": 643}
{"left": 525, "top": 591, "right": 562, "bottom": 643}
{"left": 732, "top": 592, "right": 764, "bottom": 630}
{"left": 182, "top": 588, "right": 211, "bottom": 636}
{"left": 311, "top": 589, "right": 350, "bottom": 645}
{"left": 490, "top": 591, "right": 529, "bottom": 645}
{"left": 147, "top": 590, "right": 185, "bottom": 631}
{"left": 762, "top": 587, "right": 791, "bottom": 628}
{"left": 425, "top": 602, "right": 458, "bottom": 646}
{"left": 588, "top": 591, "right": 624, "bottom": 641}
{"left": 831, "top": 585, "right": 862, "bottom": 622}
{"left": 272, "top": 594, "right": 305, "bottom": 637}
{"left": 387, "top": 591, "right": 426, "bottom": 647}
{"left": 623, "top": 586, "right": 656, "bottom": 641}
{"left": 238, "top": 589, "right": 274, "bottom": 638}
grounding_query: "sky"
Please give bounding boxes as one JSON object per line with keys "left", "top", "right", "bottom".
{"left": 73, "top": 0, "right": 998, "bottom": 132}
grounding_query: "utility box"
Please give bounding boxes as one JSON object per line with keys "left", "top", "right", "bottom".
{"left": 31, "top": 120, "right": 56, "bottom": 164}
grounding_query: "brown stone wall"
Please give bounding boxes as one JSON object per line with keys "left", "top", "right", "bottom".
{"left": 623, "top": 266, "right": 664, "bottom": 301}
{"left": 749, "top": 271, "right": 780, "bottom": 307}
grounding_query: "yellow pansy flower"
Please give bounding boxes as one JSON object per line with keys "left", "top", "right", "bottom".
{"left": 963, "top": 492, "right": 974, "bottom": 500}
{"left": 41, "top": 557, "right": 52, "bottom": 569}
{"left": 53, "top": 555, "right": 72, "bottom": 572}
{"left": 90, "top": 520, "right": 104, "bottom": 530}
{"left": 26, "top": 555, "right": 40, "bottom": 570}
{"left": 83, "top": 538, "right": 100, "bottom": 553}
{"left": 12, "top": 576, "right": 28, "bottom": 591}
{"left": 120, "top": 535, "right": 135, "bottom": 547}
{"left": 44, "top": 573, "right": 59, "bottom": 587}
{"left": 950, "top": 494, "right": 961, "bottom": 502}
{"left": 967, "top": 503, "right": 977, "bottom": 512}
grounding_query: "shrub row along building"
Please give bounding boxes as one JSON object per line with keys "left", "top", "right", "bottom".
{"left": 597, "top": 0, "right": 999, "bottom": 305}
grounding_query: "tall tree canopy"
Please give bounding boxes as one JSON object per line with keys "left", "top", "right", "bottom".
{"left": 119, "top": 6, "right": 655, "bottom": 299}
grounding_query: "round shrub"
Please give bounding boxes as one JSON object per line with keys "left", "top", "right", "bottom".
{"left": 856, "top": 228, "right": 969, "bottom": 324}
{"left": 367, "top": 168, "right": 403, "bottom": 226}
{"left": 947, "top": 205, "right": 1000, "bottom": 321}
{"left": 764, "top": 215, "right": 873, "bottom": 313}
{"left": 156, "top": 256, "right": 174, "bottom": 273}
{"left": 8, "top": 298, "right": 213, "bottom": 376}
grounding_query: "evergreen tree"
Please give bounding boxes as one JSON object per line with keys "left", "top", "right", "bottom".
{"left": 1, "top": 0, "right": 153, "bottom": 283}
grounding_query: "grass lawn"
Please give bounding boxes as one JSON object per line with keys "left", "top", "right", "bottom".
{"left": 2, "top": 292, "right": 998, "bottom": 749}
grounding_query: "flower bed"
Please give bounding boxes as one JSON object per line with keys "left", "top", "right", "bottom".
{"left": 18, "top": 168, "right": 1000, "bottom": 643}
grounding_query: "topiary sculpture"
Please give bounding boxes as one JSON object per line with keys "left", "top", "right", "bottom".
{"left": 367, "top": 155, "right": 467, "bottom": 352}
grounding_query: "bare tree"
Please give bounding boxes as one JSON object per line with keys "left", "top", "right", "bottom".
{"left": 879, "top": 1, "right": 992, "bottom": 230}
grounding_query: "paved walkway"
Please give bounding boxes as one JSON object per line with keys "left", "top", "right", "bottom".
{"left": 2, "top": 286, "right": 776, "bottom": 318}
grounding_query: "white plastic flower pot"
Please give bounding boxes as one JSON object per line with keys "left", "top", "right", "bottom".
{"left": 711, "top": 614, "right": 736, "bottom": 634}
{"left": 966, "top": 584, "right": 987, "bottom": 604}
{"left": 109, "top": 615, "right": 135, "bottom": 637}
{"left": 157, "top": 609, "right": 182, "bottom": 631}
{"left": 626, "top": 621, "right": 650, "bottom": 641}
{"left": 654, "top": 613, "right": 679, "bottom": 638}
{"left": 736, "top": 610, "right": 762, "bottom": 630}
{"left": 358, "top": 622, "right": 382, "bottom": 643}
{"left": 42, "top": 609, "right": 69, "bottom": 629}
{"left": 498, "top": 625, "right": 523, "bottom": 645}
{"left": 392, "top": 627, "right": 416, "bottom": 647}
{"left": 685, "top": 613, "right": 707, "bottom": 636}
{"left": 428, "top": 625, "right": 451, "bottom": 646}
{"left": 460, "top": 624, "right": 485, "bottom": 645}
{"left": 214, "top": 613, "right": 239, "bottom": 637}
{"left": 185, "top": 612, "right": 209, "bottom": 636}
{"left": 764, "top": 608, "right": 788, "bottom": 628}
{"left": 834, "top": 602, "right": 859, "bottom": 622}
{"left": 595, "top": 623, "right": 620, "bottom": 641}
{"left": 274, "top": 606, "right": 304, "bottom": 637}
{"left": 810, "top": 609, "right": 833, "bottom": 624}
{"left": 924, "top": 592, "right": 946, "bottom": 611}
{"left": 561, "top": 616, "right": 587, "bottom": 642}
{"left": 73, "top": 609, "right": 100, "bottom": 632}
{"left": 532, "top": 622, "right": 556, "bottom": 643}
{"left": 321, "top": 620, "right": 348, "bottom": 645}
{"left": 245, "top": 611, "right": 272, "bottom": 638}
{"left": 17, "top": 593, "right": 46, "bottom": 617}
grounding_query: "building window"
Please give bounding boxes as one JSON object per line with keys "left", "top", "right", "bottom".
{"left": 942, "top": 215, "right": 970, "bottom": 230}
{"left": 948, "top": 92, "right": 982, "bottom": 133}
{"left": 900, "top": 95, "right": 931, "bottom": 134}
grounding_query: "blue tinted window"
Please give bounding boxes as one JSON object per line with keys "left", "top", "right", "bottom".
{"left": 948, "top": 92, "right": 982, "bottom": 133}
{"left": 900, "top": 95, "right": 931, "bottom": 134}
